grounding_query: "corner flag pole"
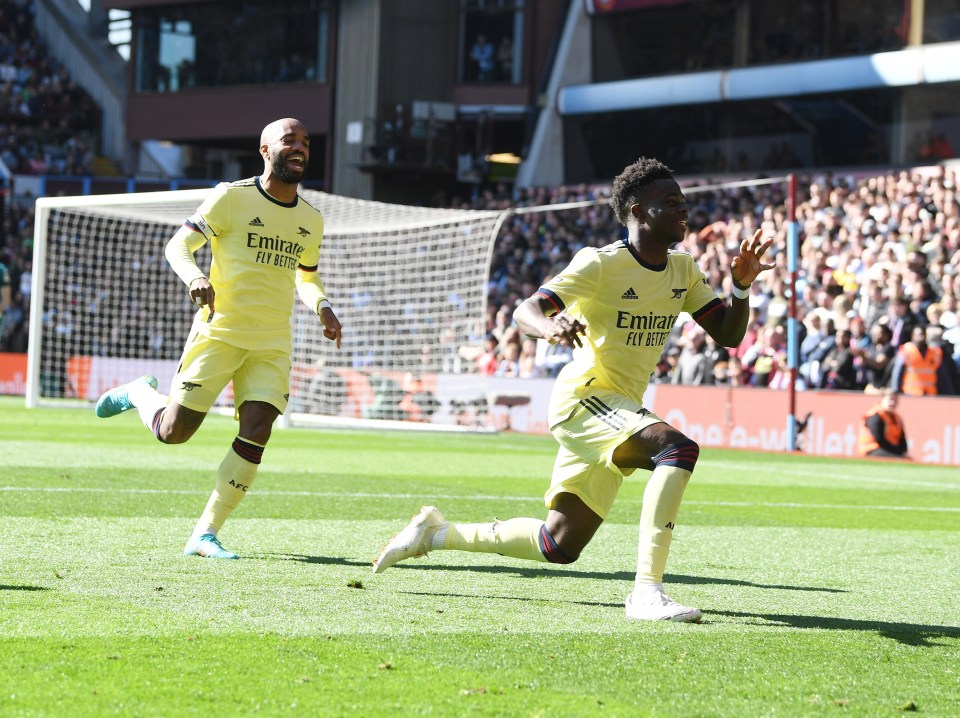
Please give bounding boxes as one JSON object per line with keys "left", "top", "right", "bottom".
{"left": 786, "top": 174, "right": 799, "bottom": 451}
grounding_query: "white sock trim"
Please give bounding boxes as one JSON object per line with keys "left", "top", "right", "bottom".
{"left": 135, "top": 391, "right": 167, "bottom": 432}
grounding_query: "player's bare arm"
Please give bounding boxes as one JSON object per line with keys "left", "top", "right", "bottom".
{"left": 320, "top": 306, "right": 342, "bottom": 349}
{"left": 698, "top": 228, "right": 775, "bottom": 346}
{"left": 513, "top": 294, "right": 586, "bottom": 348}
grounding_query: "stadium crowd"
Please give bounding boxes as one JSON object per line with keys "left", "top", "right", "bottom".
{"left": 0, "top": 0, "right": 101, "bottom": 355}
{"left": 0, "top": 1, "right": 99, "bottom": 176}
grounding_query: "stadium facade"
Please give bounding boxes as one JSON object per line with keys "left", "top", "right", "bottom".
{"left": 31, "top": 0, "right": 960, "bottom": 202}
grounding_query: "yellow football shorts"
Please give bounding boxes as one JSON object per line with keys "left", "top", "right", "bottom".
{"left": 545, "top": 387, "right": 664, "bottom": 519}
{"left": 170, "top": 331, "right": 291, "bottom": 415}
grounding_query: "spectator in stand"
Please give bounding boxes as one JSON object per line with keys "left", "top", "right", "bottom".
{"left": 764, "top": 275, "right": 790, "bottom": 328}
{"left": 490, "top": 303, "right": 513, "bottom": 343}
{"left": 924, "top": 324, "right": 958, "bottom": 395}
{"left": 469, "top": 33, "right": 495, "bottom": 82}
{"left": 799, "top": 308, "right": 827, "bottom": 358}
{"left": 799, "top": 312, "right": 836, "bottom": 387}
{"left": 892, "top": 324, "right": 942, "bottom": 396}
{"left": 517, "top": 338, "right": 539, "bottom": 378}
{"left": 858, "top": 389, "right": 910, "bottom": 459}
{"left": 476, "top": 334, "right": 499, "bottom": 376}
{"left": 726, "top": 355, "right": 749, "bottom": 386}
{"left": 710, "top": 360, "right": 729, "bottom": 385}
{"left": 537, "top": 339, "right": 574, "bottom": 378}
{"left": 726, "top": 306, "right": 762, "bottom": 365}
{"left": 701, "top": 333, "right": 729, "bottom": 385}
{"left": 766, "top": 349, "right": 796, "bottom": 390}
{"left": 819, "top": 327, "right": 859, "bottom": 390}
{"left": 854, "top": 321, "right": 896, "bottom": 390}
{"left": 742, "top": 324, "right": 786, "bottom": 386}
{"left": 671, "top": 326, "right": 709, "bottom": 385}
{"left": 858, "top": 281, "right": 889, "bottom": 330}
{"left": 495, "top": 339, "right": 521, "bottom": 377}
{"left": 848, "top": 315, "right": 870, "bottom": 352}
{"left": 885, "top": 296, "right": 918, "bottom": 349}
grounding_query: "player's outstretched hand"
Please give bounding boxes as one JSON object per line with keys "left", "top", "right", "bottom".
{"left": 730, "top": 229, "right": 775, "bottom": 289}
{"left": 320, "top": 306, "right": 342, "bottom": 349}
{"left": 545, "top": 312, "right": 586, "bottom": 348}
{"left": 189, "top": 277, "right": 216, "bottom": 313}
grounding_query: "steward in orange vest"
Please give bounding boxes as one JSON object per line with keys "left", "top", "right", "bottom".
{"left": 896, "top": 326, "right": 942, "bottom": 396}
{"left": 858, "top": 390, "right": 910, "bottom": 459}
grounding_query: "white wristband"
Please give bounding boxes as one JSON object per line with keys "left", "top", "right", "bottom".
{"left": 732, "top": 284, "right": 750, "bottom": 300}
{"left": 318, "top": 299, "right": 332, "bottom": 312}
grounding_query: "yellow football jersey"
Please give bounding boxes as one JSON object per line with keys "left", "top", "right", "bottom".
{"left": 538, "top": 239, "right": 722, "bottom": 426}
{"left": 183, "top": 177, "right": 325, "bottom": 351}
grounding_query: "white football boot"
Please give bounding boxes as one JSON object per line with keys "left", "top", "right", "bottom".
{"left": 625, "top": 583, "right": 702, "bottom": 622}
{"left": 372, "top": 505, "right": 447, "bottom": 574}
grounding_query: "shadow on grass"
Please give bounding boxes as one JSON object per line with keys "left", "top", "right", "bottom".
{"left": 382, "top": 562, "right": 843, "bottom": 593}
{"left": 399, "top": 589, "right": 622, "bottom": 610}
{"left": 669, "top": 573, "right": 846, "bottom": 593}
{"left": 713, "top": 610, "right": 960, "bottom": 646}
{"left": 265, "top": 553, "right": 843, "bottom": 594}
{"left": 0, "top": 585, "right": 49, "bottom": 591}
{"left": 260, "top": 553, "right": 372, "bottom": 568}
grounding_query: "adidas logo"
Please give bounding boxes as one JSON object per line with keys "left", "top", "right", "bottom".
{"left": 297, "top": 226, "right": 310, "bottom": 237}
{"left": 622, "top": 287, "right": 638, "bottom": 299}
{"left": 249, "top": 217, "right": 264, "bottom": 227}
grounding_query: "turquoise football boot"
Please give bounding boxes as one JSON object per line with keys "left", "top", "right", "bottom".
{"left": 183, "top": 533, "right": 240, "bottom": 560}
{"left": 94, "top": 375, "right": 159, "bottom": 418}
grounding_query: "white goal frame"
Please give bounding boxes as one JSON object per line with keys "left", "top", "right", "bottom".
{"left": 26, "top": 188, "right": 507, "bottom": 434}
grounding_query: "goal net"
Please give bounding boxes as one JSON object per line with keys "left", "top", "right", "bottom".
{"left": 27, "top": 188, "right": 503, "bottom": 429}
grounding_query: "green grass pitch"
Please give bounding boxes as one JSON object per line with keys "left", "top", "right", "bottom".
{"left": 1, "top": 396, "right": 958, "bottom": 716}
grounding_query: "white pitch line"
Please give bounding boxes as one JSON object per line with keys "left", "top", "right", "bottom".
{"left": 709, "top": 462, "right": 960, "bottom": 490}
{"left": 683, "top": 500, "right": 960, "bottom": 513}
{"left": 0, "top": 486, "right": 536, "bottom": 501}
{"left": 1, "top": 486, "right": 958, "bottom": 512}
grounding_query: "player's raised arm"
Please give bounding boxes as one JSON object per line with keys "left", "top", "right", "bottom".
{"left": 697, "top": 228, "right": 774, "bottom": 347}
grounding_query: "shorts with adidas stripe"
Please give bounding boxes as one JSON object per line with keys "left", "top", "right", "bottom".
{"left": 171, "top": 330, "right": 291, "bottom": 416}
{"left": 545, "top": 385, "right": 664, "bottom": 520}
